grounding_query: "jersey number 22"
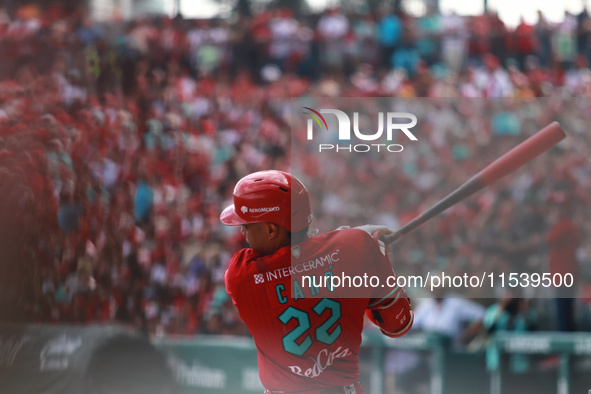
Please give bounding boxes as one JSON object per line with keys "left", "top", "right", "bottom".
{"left": 278, "top": 298, "right": 342, "bottom": 356}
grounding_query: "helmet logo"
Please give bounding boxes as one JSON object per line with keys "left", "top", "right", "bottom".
{"left": 249, "top": 206, "right": 280, "bottom": 213}
{"left": 291, "top": 246, "right": 301, "bottom": 259}
{"left": 240, "top": 206, "right": 280, "bottom": 214}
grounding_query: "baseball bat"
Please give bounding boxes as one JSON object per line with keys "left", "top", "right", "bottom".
{"left": 382, "top": 121, "right": 567, "bottom": 244}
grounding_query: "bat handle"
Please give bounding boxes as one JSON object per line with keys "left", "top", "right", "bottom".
{"left": 382, "top": 231, "right": 402, "bottom": 245}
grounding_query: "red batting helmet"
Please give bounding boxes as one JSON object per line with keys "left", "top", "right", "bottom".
{"left": 220, "top": 170, "right": 313, "bottom": 232}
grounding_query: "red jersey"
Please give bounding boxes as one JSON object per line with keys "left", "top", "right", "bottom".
{"left": 225, "top": 228, "right": 397, "bottom": 392}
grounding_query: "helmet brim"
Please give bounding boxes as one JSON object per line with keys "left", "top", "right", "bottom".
{"left": 220, "top": 204, "right": 249, "bottom": 226}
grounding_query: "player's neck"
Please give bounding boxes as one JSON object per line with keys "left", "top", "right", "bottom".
{"left": 274, "top": 230, "right": 292, "bottom": 252}
{"left": 291, "top": 227, "right": 311, "bottom": 245}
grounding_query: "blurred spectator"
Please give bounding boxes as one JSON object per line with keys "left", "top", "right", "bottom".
{"left": 487, "top": 10, "right": 509, "bottom": 66}
{"left": 483, "top": 296, "right": 538, "bottom": 376}
{"left": 414, "top": 3, "right": 442, "bottom": 66}
{"left": 412, "top": 295, "right": 486, "bottom": 348}
{"left": 541, "top": 202, "right": 580, "bottom": 331}
{"left": 134, "top": 176, "right": 154, "bottom": 225}
{"left": 535, "top": 10, "right": 553, "bottom": 67}
{"left": 268, "top": 8, "right": 299, "bottom": 72}
{"left": 388, "top": 293, "right": 485, "bottom": 394}
{"left": 513, "top": 17, "right": 538, "bottom": 70}
{"left": 441, "top": 10, "right": 468, "bottom": 73}
{"left": 352, "top": 13, "right": 378, "bottom": 68}
{"left": 378, "top": 9, "right": 403, "bottom": 69}
{"left": 468, "top": 14, "right": 490, "bottom": 64}
{"left": 554, "top": 11, "right": 577, "bottom": 69}
{"left": 75, "top": 15, "right": 103, "bottom": 46}
{"left": 57, "top": 189, "right": 82, "bottom": 235}
{"left": 317, "top": 7, "right": 349, "bottom": 71}
{"left": 576, "top": 6, "right": 591, "bottom": 63}
{"left": 476, "top": 54, "right": 513, "bottom": 97}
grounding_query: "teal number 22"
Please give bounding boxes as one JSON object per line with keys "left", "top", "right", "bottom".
{"left": 278, "top": 299, "right": 342, "bottom": 356}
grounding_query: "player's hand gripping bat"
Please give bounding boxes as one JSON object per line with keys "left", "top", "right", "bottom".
{"left": 382, "top": 121, "right": 567, "bottom": 245}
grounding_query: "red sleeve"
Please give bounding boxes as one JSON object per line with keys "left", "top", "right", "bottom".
{"left": 224, "top": 269, "right": 237, "bottom": 307}
{"left": 224, "top": 248, "right": 260, "bottom": 308}
{"left": 224, "top": 252, "right": 241, "bottom": 307}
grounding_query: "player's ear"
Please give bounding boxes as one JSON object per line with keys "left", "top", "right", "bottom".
{"left": 265, "top": 223, "right": 278, "bottom": 238}
{"left": 267, "top": 222, "right": 285, "bottom": 240}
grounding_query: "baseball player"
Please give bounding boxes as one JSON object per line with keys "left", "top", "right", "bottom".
{"left": 220, "top": 170, "right": 413, "bottom": 394}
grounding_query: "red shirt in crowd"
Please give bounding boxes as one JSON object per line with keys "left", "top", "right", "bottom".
{"left": 546, "top": 217, "right": 580, "bottom": 276}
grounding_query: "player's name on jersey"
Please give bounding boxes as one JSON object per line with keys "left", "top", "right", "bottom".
{"left": 255, "top": 250, "right": 340, "bottom": 284}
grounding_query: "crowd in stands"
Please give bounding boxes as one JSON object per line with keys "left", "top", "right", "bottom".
{"left": 0, "top": 3, "right": 589, "bottom": 340}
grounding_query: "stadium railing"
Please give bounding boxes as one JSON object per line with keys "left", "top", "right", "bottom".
{"left": 153, "top": 331, "right": 591, "bottom": 394}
